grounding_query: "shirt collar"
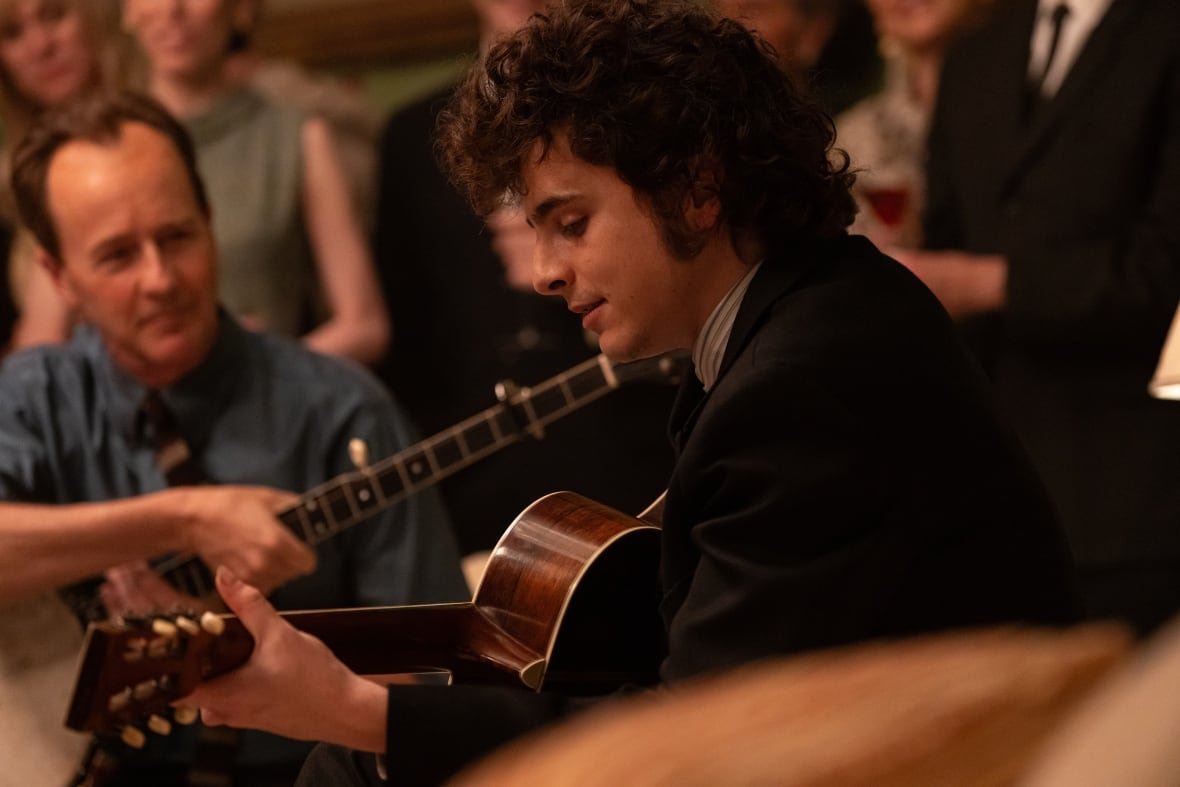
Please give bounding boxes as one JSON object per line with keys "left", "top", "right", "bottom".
{"left": 1031, "top": 0, "right": 1115, "bottom": 90}
{"left": 86, "top": 310, "right": 249, "bottom": 448}
{"left": 691, "top": 261, "right": 762, "bottom": 391}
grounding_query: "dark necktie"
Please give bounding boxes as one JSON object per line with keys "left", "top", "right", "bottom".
{"left": 1032, "top": 3, "right": 1072, "bottom": 98}
{"left": 139, "top": 392, "right": 239, "bottom": 785}
{"left": 140, "top": 390, "right": 207, "bottom": 486}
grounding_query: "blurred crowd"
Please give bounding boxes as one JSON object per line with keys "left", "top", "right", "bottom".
{"left": 0, "top": 0, "right": 1176, "bottom": 783}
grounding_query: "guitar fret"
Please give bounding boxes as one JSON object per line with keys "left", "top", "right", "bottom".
{"left": 464, "top": 417, "right": 497, "bottom": 454}
{"left": 327, "top": 486, "right": 355, "bottom": 526}
{"left": 288, "top": 504, "right": 315, "bottom": 542}
{"left": 398, "top": 450, "right": 430, "bottom": 488}
{"left": 453, "top": 425, "right": 472, "bottom": 458}
{"left": 528, "top": 384, "right": 570, "bottom": 423}
{"left": 430, "top": 434, "right": 464, "bottom": 472}
{"left": 566, "top": 365, "right": 606, "bottom": 400}
{"left": 317, "top": 494, "right": 341, "bottom": 538}
{"left": 347, "top": 473, "right": 381, "bottom": 511}
{"left": 303, "top": 496, "right": 333, "bottom": 540}
{"left": 377, "top": 463, "right": 406, "bottom": 500}
{"left": 421, "top": 443, "right": 443, "bottom": 476}
{"left": 518, "top": 388, "right": 543, "bottom": 434}
{"left": 487, "top": 407, "right": 507, "bottom": 443}
{"left": 492, "top": 408, "right": 521, "bottom": 441}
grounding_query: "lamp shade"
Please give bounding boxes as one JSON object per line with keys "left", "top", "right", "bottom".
{"left": 1149, "top": 303, "right": 1180, "bottom": 400}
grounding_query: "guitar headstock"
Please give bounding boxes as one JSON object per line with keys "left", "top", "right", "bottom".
{"left": 65, "top": 611, "right": 252, "bottom": 744}
{"left": 611, "top": 350, "right": 691, "bottom": 387}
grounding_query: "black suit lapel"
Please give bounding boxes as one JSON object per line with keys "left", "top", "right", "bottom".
{"left": 667, "top": 239, "right": 831, "bottom": 451}
{"left": 718, "top": 242, "right": 824, "bottom": 381}
{"left": 667, "top": 372, "right": 706, "bottom": 454}
{"left": 1003, "top": 0, "right": 1134, "bottom": 193}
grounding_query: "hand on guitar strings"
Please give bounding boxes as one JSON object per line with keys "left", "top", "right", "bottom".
{"left": 178, "top": 565, "right": 389, "bottom": 754}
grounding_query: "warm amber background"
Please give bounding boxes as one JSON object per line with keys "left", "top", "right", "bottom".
{"left": 258, "top": 0, "right": 479, "bottom": 67}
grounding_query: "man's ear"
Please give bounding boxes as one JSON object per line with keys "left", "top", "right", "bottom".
{"left": 35, "top": 247, "right": 79, "bottom": 310}
{"left": 685, "top": 162, "right": 723, "bottom": 233}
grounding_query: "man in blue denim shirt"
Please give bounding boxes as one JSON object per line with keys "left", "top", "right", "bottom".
{"left": 0, "top": 91, "right": 467, "bottom": 785}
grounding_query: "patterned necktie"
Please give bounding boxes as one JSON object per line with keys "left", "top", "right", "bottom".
{"left": 140, "top": 390, "right": 207, "bottom": 486}
{"left": 139, "top": 392, "right": 239, "bottom": 786}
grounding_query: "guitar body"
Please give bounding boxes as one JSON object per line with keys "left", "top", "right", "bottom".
{"left": 474, "top": 491, "right": 666, "bottom": 693}
{"left": 66, "top": 492, "right": 667, "bottom": 739}
{"left": 0, "top": 594, "right": 91, "bottom": 787}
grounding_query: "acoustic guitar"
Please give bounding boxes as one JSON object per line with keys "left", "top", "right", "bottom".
{"left": 0, "top": 352, "right": 683, "bottom": 787}
{"left": 65, "top": 492, "right": 665, "bottom": 749}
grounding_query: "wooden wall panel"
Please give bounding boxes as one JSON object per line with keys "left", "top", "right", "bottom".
{"left": 255, "top": 0, "right": 480, "bottom": 67}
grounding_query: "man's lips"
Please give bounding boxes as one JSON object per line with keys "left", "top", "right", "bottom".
{"left": 570, "top": 299, "right": 606, "bottom": 331}
{"left": 568, "top": 298, "right": 605, "bottom": 315}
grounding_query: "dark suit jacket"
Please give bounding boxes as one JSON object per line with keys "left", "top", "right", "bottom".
{"left": 924, "top": 0, "right": 1180, "bottom": 567}
{"left": 381, "top": 235, "right": 1077, "bottom": 785}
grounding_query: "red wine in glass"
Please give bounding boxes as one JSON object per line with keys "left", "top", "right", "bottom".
{"left": 864, "top": 186, "right": 910, "bottom": 228}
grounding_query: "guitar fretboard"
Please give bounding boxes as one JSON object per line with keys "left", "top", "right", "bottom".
{"left": 155, "top": 354, "right": 633, "bottom": 597}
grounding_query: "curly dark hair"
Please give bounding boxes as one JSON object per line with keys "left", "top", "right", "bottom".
{"left": 437, "top": 0, "right": 856, "bottom": 258}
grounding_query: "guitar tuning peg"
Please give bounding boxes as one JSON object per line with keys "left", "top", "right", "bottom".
{"left": 147, "top": 636, "right": 173, "bottom": 659}
{"left": 151, "top": 618, "right": 179, "bottom": 638}
{"left": 120, "top": 725, "right": 147, "bottom": 750}
{"left": 348, "top": 438, "right": 371, "bottom": 471}
{"left": 200, "top": 611, "right": 226, "bottom": 636}
{"left": 495, "top": 379, "right": 521, "bottom": 402}
{"left": 122, "top": 637, "right": 147, "bottom": 663}
{"left": 174, "top": 615, "right": 200, "bottom": 636}
{"left": 132, "top": 679, "right": 157, "bottom": 701}
{"left": 147, "top": 714, "right": 172, "bottom": 736}
{"left": 108, "top": 687, "right": 132, "bottom": 713}
{"left": 174, "top": 705, "right": 199, "bottom": 725}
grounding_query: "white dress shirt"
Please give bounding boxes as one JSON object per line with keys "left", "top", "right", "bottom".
{"left": 691, "top": 261, "right": 762, "bottom": 391}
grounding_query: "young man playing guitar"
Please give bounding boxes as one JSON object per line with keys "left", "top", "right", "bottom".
{"left": 176, "top": 1, "right": 1078, "bottom": 783}
{"left": 0, "top": 91, "right": 468, "bottom": 785}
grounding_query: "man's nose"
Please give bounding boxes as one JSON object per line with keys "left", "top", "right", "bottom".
{"left": 141, "top": 246, "right": 178, "bottom": 292}
{"left": 531, "top": 246, "right": 568, "bottom": 295}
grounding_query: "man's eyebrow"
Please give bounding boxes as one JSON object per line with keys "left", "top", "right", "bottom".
{"left": 527, "top": 193, "right": 577, "bottom": 227}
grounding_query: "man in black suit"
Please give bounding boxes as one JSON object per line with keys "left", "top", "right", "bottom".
{"left": 373, "top": 0, "right": 676, "bottom": 555}
{"left": 895, "top": 0, "right": 1180, "bottom": 635}
{"left": 182, "top": 1, "right": 1077, "bottom": 783}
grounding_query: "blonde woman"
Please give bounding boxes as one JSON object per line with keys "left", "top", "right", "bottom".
{"left": 0, "top": 0, "right": 137, "bottom": 350}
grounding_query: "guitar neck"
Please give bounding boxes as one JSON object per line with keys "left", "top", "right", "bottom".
{"left": 157, "top": 355, "right": 631, "bottom": 592}
{"left": 65, "top": 603, "right": 545, "bottom": 735}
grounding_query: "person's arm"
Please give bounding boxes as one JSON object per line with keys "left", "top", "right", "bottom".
{"left": 888, "top": 247, "right": 1008, "bottom": 318}
{"left": 185, "top": 567, "right": 580, "bottom": 785}
{"left": 0, "top": 485, "right": 315, "bottom": 603}
{"left": 298, "top": 116, "right": 391, "bottom": 365}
